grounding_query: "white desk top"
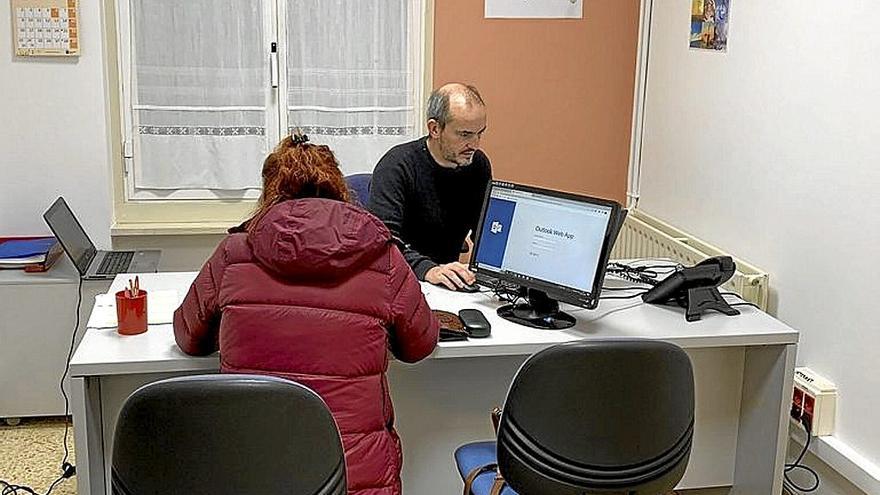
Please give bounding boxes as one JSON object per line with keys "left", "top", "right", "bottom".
{"left": 70, "top": 271, "right": 798, "bottom": 378}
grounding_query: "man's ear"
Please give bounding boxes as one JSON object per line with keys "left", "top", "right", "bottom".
{"left": 426, "top": 119, "right": 443, "bottom": 138}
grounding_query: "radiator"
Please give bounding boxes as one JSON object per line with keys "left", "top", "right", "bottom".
{"left": 611, "top": 209, "right": 769, "bottom": 310}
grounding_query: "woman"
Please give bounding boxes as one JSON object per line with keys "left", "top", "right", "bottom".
{"left": 173, "top": 134, "right": 440, "bottom": 495}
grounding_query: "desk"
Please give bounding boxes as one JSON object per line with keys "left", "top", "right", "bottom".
{"left": 70, "top": 272, "right": 798, "bottom": 495}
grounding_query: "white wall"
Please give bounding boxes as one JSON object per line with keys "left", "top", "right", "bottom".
{"left": 1, "top": 1, "right": 113, "bottom": 249}
{"left": 639, "top": 0, "right": 879, "bottom": 491}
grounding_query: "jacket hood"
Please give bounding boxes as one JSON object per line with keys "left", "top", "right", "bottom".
{"left": 248, "top": 199, "right": 390, "bottom": 280}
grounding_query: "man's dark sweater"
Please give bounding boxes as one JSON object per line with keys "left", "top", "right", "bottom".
{"left": 368, "top": 137, "right": 492, "bottom": 280}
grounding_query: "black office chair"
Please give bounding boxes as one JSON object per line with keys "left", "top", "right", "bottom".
{"left": 455, "top": 339, "right": 695, "bottom": 495}
{"left": 345, "top": 173, "right": 372, "bottom": 207}
{"left": 112, "top": 374, "right": 346, "bottom": 495}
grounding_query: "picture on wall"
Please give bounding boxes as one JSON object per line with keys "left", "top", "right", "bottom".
{"left": 690, "top": 0, "right": 730, "bottom": 51}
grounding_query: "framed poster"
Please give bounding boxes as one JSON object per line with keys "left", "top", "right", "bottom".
{"left": 690, "top": 0, "right": 730, "bottom": 51}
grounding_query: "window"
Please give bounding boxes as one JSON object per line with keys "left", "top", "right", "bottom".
{"left": 112, "top": 0, "right": 430, "bottom": 227}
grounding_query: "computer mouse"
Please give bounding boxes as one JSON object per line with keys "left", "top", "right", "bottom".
{"left": 440, "top": 282, "right": 481, "bottom": 293}
{"left": 458, "top": 283, "right": 481, "bottom": 293}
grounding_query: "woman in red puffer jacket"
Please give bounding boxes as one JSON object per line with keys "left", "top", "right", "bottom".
{"left": 173, "top": 133, "right": 440, "bottom": 495}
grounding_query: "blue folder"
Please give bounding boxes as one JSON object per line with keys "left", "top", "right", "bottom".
{"left": 0, "top": 237, "right": 57, "bottom": 259}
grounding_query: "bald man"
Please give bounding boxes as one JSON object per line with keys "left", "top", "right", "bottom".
{"left": 369, "top": 83, "right": 492, "bottom": 291}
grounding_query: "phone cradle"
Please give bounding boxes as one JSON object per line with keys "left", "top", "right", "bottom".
{"left": 642, "top": 256, "right": 742, "bottom": 322}
{"left": 673, "top": 286, "right": 740, "bottom": 322}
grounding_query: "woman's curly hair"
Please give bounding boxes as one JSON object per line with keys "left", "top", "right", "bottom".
{"left": 248, "top": 133, "right": 350, "bottom": 231}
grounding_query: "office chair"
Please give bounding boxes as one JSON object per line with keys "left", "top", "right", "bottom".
{"left": 345, "top": 173, "right": 372, "bottom": 207}
{"left": 112, "top": 374, "right": 346, "bottom": 495}
{"left": 455, "top": 339, "right": 695, "bottom": 495}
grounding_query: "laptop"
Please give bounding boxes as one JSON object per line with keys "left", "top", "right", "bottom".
{"left": 43, "top": 197, "right": 161, "bottom": 280}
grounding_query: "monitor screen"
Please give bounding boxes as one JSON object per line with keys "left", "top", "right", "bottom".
{"left": 471, "top": 181, "right": 621, "bottom": 313}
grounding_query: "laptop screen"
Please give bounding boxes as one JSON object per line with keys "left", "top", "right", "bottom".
{"left": 43, "top": 197, "right": 96, "bottom": 275}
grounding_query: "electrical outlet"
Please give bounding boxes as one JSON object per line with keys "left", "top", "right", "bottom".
{"left": 791, "top": 386, "right": 804, "bottom": 419}
{"left": 791, "top": 367, "right": 837, "bottom": 436}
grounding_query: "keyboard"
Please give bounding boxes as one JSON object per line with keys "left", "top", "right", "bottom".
{"left": 96, "top": 251, "right": 135, "bottom": 275}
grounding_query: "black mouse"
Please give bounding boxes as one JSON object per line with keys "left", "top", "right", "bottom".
{"left": 440, "top": 282, "right": 481, "bottom": 293}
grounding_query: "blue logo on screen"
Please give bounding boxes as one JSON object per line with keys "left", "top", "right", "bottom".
{"left": 476, "top": 198, "right": 516, "bottom": 268}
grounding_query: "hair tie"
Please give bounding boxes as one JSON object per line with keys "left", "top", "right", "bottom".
{"left": 291, "top": 130, "right": 310, "bottom": 146}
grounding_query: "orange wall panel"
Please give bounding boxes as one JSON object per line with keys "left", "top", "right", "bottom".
{"left": 432, "top": 1, "right": 640, "bottom": 203}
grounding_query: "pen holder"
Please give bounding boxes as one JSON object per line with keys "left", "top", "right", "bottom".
{"left": 116, "top": 290, "right": 148, "bottom": 335}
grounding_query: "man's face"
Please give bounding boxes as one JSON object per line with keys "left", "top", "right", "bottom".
{"left": 429, "top": 104, "right": 487, "bottom": 167}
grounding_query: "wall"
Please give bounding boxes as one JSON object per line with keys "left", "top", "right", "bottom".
{"left": 432, "top": 0, "right": 639, "bottom": 203}
{"left": 638, "top": 0, "right": 880, "bottom": 491}
{"left": 2, "top": 1, "right": 640, "bottom": 260}
{"left": 0, "top": 1, "right": 113, "bottom": 249}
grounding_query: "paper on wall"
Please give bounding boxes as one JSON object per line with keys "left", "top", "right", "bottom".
{"left": 485, "top": 0, "right": 583, "bottom": 19}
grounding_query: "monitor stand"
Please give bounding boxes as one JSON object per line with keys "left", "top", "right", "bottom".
{"left": 497, "top": 288, "right": 576, "bottom": 330}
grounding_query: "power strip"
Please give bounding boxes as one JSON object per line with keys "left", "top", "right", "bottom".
{"left": 792, "top": 367, "right": 837, "bottom": 436}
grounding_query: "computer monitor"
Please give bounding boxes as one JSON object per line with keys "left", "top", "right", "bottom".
{"left": 470, "top": 181, "right": 624, "bottom": 330}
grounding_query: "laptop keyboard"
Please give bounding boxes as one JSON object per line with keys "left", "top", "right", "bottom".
{"left": 96, "top": 251, "right": 135, "bottom": 275}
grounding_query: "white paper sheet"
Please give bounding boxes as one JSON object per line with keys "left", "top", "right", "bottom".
{"left": 87, "top": 290, "right": 181, "bottom": 329}
{"left": 485, "top": 0, "right": 583, "bottom": 19}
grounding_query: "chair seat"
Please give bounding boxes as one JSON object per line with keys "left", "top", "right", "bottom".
{"left": 455, "top": 441, "right": 518, "bottom": 495}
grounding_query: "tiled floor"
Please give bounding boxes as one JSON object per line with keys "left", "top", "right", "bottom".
{"left": 0, "top": 417, "right": 76, "bottom": 495}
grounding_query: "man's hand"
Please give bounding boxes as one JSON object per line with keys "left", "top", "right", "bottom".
{"left": 425, "top": 262, "right": 476, "bottom": 290}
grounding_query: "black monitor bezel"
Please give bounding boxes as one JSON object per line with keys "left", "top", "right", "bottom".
{"left": 469, "top": 181, "right": 622, "bottom": 310}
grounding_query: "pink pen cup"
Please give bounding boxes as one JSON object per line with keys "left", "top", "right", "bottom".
{"left": 115, "top": 289, "right": 148, "bottom": 335}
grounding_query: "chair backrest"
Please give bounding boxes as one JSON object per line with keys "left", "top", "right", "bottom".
{"left": 496, "top": 339, "right": 695, "bottom": 495}
{"left": 345, "top": 173, "right": 372, "bottom": 207}
{"left": 111, "top": 374, "right": 346, "bottom": 495}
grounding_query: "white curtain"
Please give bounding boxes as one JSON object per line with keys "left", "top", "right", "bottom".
{"left": 285, "top": 0, "right": 419, "bottom": 174}
{"left": 131, "top": 0, "right": 268, "bottom": 190}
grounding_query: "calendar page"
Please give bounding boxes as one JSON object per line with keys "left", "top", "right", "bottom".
{"left": 12, "top": 0, "right": 79, "bottom": 57}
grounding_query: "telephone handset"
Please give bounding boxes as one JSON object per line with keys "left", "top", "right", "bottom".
{"left": 642, "top": 256, "right": 741, "bottom": 322}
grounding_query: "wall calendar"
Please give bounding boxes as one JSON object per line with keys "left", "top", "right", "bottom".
{"left": 12, "top": 0, "right": 79, "bottom": 57}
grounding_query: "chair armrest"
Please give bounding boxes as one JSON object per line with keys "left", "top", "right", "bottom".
{"left": 491, "top": 407, "right": 502, "bottom": 435}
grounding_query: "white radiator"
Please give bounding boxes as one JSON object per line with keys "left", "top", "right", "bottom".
{"left": 611, "top": 209, "right": 769, "bottom": 310}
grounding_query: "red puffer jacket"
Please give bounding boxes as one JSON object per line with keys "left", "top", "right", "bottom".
{"left": 173, "top": 198, "right": 439, "bottom": 495}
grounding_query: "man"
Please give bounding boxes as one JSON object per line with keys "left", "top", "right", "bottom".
{"left": 369, "top": 83, "right": 492, "bottom": 291}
